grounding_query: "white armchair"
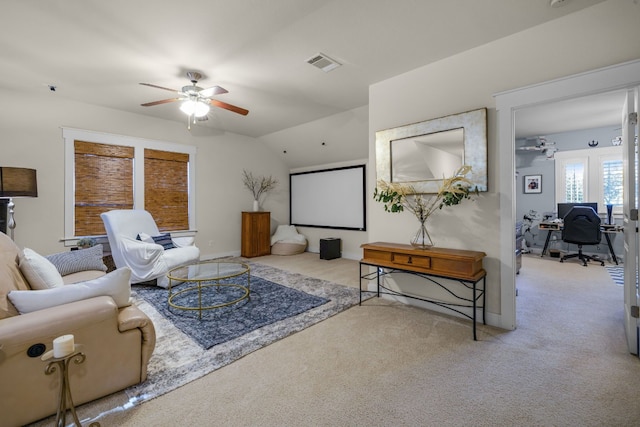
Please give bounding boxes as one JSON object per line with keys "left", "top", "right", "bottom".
{"left": 101, "top": 210, "right": 200, "bottom": 288}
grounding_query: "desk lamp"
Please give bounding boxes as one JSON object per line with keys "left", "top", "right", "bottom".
{"left": 0, "top": 167, "right": 38, "bottom": 241}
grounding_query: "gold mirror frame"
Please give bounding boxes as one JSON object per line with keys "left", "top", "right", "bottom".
{"left": 376, "top": 108, "right": 488, "bottom": 194}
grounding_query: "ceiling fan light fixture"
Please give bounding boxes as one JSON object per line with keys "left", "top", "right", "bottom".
{"left": 180, "top": 99, "right": 210, "bottom": 117}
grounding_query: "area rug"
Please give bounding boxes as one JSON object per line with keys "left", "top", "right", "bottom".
{"left": 606, "top": 265, "right": 639, "bottom": 287}
{"left": 52, "top": 260, "right": 363, "bottom": 425}
{"left": 134, "top": 274, "right": 329, "bottom": 349}
{"left": 606, "top": 265, "right": 624, "bottom": 286}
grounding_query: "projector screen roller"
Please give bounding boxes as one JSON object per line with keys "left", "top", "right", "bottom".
{"left": 290, "top": 165, "right": 366, "bottom": 230}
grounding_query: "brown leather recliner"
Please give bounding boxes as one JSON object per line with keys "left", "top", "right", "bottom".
{"left": 0, "top": 232, "right": 156, "bottom": 427}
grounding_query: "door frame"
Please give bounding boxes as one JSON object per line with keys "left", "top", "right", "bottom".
{"left": 495, "top": 59, "right": 640, "bottom": 331}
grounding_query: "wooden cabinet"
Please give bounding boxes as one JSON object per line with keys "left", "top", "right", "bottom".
{"left": 241, "top": 212, "right": 271, "bottom": 257}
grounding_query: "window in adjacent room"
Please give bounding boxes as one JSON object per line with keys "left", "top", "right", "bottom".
{"left": 554, "top": 146, "right": 623, "bottom": 214}
{"left": 63, "top": 128, "right": 196, "bottom": 245}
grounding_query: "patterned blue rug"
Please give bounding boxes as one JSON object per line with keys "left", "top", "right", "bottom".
{"left": 134, "top": 274, "right": 329, "bottom": 349}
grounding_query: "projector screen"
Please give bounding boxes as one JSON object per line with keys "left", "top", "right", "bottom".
{"left": 290, "top": 165, "right": 366, "bottom": 231}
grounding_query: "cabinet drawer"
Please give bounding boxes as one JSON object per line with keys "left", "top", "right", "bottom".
{"left": 363, "top": 249, "right": 392, "bottom": 262}
{"left": 392, "top": 253, "right": 431, "bottom": 269}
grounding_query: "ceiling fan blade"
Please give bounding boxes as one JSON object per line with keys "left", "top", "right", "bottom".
{"left": 139, "top": 82, "right": 180, "bottom": 93}
{"left": 208, "top": 99, "right": 249, "bottom": 116}
{"left": 141, "top": 98, "right": 181, "bottom": 107}
{"left": 199, "top": 85, "right": 228, "bottom": 97}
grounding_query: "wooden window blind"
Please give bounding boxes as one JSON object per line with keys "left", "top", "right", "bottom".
{"left": 74, "top": 140, "right": 134, "bottom": 236}
{"left": 144, "top": 148, "right": 189, "bottom": 231}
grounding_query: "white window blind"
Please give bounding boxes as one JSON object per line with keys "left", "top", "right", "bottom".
{"left": 555, "top": 146, "right": 623, "bottom": 214}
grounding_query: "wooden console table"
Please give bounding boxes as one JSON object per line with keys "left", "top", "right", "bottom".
{"left": 359, "top": 242, "right": 487, "bottom": 340}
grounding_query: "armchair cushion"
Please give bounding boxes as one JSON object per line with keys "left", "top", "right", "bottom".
{"left": 18, "top": 248, "right": 64, "bottom": 290}
{"left": 46, "top": 244, "right": 107, "bottom": 276}
{"left": 8, "top": 267, "right": 131, "bottom": 314}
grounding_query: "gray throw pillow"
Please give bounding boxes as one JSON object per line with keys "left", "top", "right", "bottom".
{"left": 46, "top": 244, "right": 108, "bottom": 276}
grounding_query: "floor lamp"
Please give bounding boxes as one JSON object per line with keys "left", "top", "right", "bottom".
{"left": 0, "top": 167, "right": 38, "bottom": 241}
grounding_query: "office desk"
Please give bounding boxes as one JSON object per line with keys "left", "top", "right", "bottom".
{"left": 539, "top": 222, "right": 621, "bottom": 264}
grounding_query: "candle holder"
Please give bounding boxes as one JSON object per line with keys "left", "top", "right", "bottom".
{"left": 41, "top": 344, "right": 100, "bottom": 427}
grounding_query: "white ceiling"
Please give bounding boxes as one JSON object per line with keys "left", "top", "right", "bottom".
{"left": 515, "top": 90, "right": 627, "bottom": 139}
{"left": 1, "top": 0, "right": 606, "bottom": 142}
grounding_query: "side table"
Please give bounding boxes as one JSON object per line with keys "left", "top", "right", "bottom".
{"left": 41, "top": 344, "right": 100, "bottom": 427}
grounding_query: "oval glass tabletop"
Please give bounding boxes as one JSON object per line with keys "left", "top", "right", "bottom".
{"left": 168, "top": 261, "right": 249, "bottom": 282}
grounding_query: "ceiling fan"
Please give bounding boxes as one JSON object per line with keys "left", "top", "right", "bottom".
{"left": 517, "top": 136, "right": 557, "bottom": 159}
{"left": 140, "top": 71, "right": 249, "bottom": 129}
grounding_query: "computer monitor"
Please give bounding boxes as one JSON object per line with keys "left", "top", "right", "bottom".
{"left": 557, "top": 202, "right": 598, "bottom": 220}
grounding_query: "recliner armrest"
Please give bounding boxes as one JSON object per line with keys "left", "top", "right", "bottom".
{"left": 0, "top": 296, "right": 118, "bottom": 356}
{"left": 118, "top": 304, "right": 156, "bottom": 381}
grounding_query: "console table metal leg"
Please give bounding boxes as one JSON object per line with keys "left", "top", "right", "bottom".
{"left": 359, "top": 263, "right": 362, "bottom": 305}
{"left": 482, "top": 277, "right": 486, "bottom": 325}
{"left": 473, "top": 281, "right": 477, "bottom": 341}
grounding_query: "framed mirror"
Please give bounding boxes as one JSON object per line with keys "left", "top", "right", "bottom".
{"left": 376, "top": 108, "right": 487, "bottom": 194}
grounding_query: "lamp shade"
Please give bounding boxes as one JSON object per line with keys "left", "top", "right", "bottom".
{"left": 0, "top": 167, "right": 38, "bottom": 198}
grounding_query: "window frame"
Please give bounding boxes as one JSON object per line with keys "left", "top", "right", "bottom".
{"left": 554, "top": 146, "right": 623, "bottom": 215}
{"left": 63, "top": 128, "right": 197, "bottom": 246}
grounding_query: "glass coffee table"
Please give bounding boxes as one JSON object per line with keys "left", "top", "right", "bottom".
{"left": 167, "top": 260, "right": 250, "bottom": 319}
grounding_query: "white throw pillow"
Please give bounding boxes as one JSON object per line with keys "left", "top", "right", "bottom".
{"left": 136, "top": 232, "right": 154, "bottom": 243}
{"left": 8, "top": 267, "right": 132, "bottom": 314}
{"left": 19, "top": 248, "right": 64, "bottom": 290}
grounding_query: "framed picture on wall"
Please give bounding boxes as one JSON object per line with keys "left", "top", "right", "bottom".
{"left": 524, "top": 175, "right": 542, "bottom": 194}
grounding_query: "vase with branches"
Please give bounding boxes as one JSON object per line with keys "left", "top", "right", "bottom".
{"left": 373, "top": 165, "right": 478, "bottom": 248}
{"left": 242, "top": 170, "right": 278, "bottom": 211}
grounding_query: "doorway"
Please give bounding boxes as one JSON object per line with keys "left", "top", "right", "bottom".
{"left": 495, "top": 59, "right": 640, "bottom": 332}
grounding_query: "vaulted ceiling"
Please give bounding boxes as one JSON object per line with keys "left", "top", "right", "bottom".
{"left": 1, "top": 0, "right": 606, "bottom": 143}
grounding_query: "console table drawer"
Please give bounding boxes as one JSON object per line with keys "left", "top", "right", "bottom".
{"left": 363, "top": 249, "right": 392, "bottom": 262}
{"left": 392, "top": 253, "right": 431, "bottom": 269}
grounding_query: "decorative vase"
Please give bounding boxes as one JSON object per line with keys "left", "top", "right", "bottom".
{"left": 253, "top": 199, "right": 260, "bottom": 212}
{"left": 410, "top": 221, "right": 433, "bottom": 249}
{"left": 606, "top": 204, "right": 613, "bottom": 225}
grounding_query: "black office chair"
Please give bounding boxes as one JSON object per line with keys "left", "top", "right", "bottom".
{"left": 560, "top": 206, "right": 604, "bottom": 266}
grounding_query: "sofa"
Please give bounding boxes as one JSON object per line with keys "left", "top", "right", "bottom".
{"left": 0, "top": 232, "right": 156, "bottom": 427}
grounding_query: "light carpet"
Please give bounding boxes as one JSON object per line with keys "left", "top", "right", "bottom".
{"left": 31, "top": 260, "right": 363, "bottom": 426}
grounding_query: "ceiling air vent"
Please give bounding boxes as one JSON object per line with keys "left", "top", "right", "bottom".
{"left": 306, "top": 53, "right": 341, "bottom": 72}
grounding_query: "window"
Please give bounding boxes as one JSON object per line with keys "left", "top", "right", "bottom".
{"left": 74, "top": 141, "right": 134, "bottom": 236}
{"left": 63, "top": 128, "right": 196, "bottom": 244}
{"left": 601, "top": 158, "right": 623, "bottom": 206}
{"left": 554, "top": 146, "right": 623, "bottom": 214}
{"left": 563, "top": 160, "right": 586, "bottom": 202}
{"left": 144, "top": 149, "right": 190, "bottom": 231}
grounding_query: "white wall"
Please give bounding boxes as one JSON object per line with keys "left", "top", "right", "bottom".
{"left": 368, "top": 0, "right": 640, "bottom": 327}
{"left": 0, "top": 87, "right": 289, "bottom": 258}
{"left": 259, "top": 105, "right": 370, "bottom": 258}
